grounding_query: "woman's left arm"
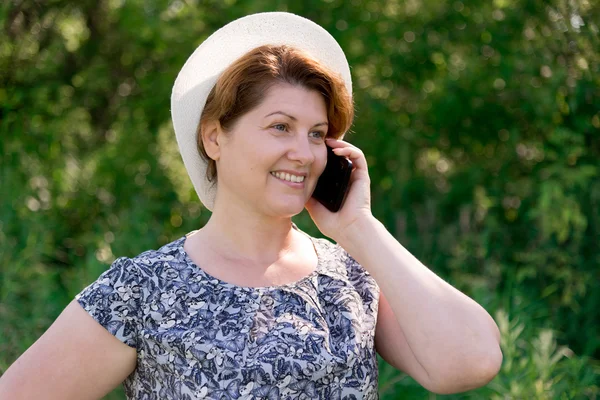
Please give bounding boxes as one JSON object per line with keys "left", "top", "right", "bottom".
{"left": 306, "top": 139, "right": 502, "bottom": 394}
{"left": 338, "top": 215, "right": 503, "bottom": 394}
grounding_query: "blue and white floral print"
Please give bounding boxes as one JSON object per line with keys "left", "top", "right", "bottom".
{"left": 75, "top": 225, "right": 380, "bottom": 399}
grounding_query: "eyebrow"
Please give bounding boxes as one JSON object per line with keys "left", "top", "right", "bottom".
{"left": 264, "top": 111, "right": 328, "bottom": 127}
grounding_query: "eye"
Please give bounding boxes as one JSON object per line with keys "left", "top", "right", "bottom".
{"left": 272, "top": 123, "right": 288, "bottom": 132}
{"left": 309, "top": 131, "right": 326, "bottom": 140}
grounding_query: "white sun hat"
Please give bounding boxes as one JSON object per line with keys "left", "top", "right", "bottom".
{"left": 170, "top": 11, "right": 352, "bottom": 211}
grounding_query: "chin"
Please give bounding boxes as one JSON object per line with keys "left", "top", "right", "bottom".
{"left": 267, "top": 199, "right": 306, "bottom": 218}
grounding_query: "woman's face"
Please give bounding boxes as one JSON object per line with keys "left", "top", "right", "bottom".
{"left": 214, "top": 82, "right": 329, "bottom": 217}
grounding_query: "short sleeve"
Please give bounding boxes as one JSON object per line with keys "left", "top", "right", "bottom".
{"left": 340, "top": 247, "right": 381, "bottom": 313}
{"left": 75, "top": 257, "right": 144, "bottom": 348}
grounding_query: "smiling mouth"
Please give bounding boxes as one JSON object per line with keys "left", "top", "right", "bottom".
{"left": 270, "top": 171, "right": 306, "bottom": 183}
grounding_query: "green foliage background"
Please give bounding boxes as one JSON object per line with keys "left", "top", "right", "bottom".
{"left": 1, "top": 0, "right": 599, "bottom": 398}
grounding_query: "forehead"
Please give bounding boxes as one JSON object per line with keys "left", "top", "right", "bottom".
{"left": 255, "top": 83, "right": 327, "bottom": 117}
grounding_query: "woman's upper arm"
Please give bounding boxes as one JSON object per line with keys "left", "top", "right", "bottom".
{"left": 0, "top": 299, "right": 137, "bottom": 400}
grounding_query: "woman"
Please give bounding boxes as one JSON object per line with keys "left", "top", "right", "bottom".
{"left": 0, "top": 12, "right": 502, "bottom": 399}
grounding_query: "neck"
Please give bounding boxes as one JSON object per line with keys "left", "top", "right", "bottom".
{"left": 198, "top": 198, "right": 299, "bottom": 265}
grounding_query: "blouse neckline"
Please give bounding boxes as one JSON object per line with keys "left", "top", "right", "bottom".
{"left": 177, "top": 223, "right": 323, "bottom": 292}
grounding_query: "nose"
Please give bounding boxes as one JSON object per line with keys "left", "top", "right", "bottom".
{"left": 287, "top": 135, "right": 315, "bottom": 166}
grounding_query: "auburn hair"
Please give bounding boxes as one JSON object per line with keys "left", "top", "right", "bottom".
{"left": 197, "top": 44, "right": 354, "bottom": 184}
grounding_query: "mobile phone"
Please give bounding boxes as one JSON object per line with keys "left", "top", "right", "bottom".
{"left": 312, "top": 146, "right": 353, "bottom": 212}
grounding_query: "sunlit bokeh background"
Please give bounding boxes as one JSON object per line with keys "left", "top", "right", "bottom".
{"left": 1, "top": 0, "right": 599, "bottom": 398}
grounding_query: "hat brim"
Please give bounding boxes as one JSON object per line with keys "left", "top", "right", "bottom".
{"left": 171, "top": 12, "right": 352, "bottom": 211}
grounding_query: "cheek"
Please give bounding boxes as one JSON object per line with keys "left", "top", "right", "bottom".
{"left": 314, "top": 147, "right": 328, "bottom": 176}
{"left": 218, "top": 150, "right": 248, "bottom": 182}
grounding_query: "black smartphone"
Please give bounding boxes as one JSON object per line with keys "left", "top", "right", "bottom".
{"left": 312, "top": 146, "right": 353, "bottom": 212}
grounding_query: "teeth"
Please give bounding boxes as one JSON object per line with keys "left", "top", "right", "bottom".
{"left": 271, "top": 171, "right": 305, "bottom": 183}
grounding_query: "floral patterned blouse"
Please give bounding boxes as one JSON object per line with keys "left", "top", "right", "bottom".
{"left": 75, "top": 225, "right": 380, "bottom": 399}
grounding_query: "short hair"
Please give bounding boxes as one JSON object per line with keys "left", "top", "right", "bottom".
{"left": 197, "top": 44, "right": 354, "bottom": 184}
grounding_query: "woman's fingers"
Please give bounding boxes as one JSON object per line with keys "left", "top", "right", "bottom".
{"left": 330, "top": 143, "right": 368, "bottom": 171}
{"left": 325, "top": 138, "right": 357, "bottom": 150}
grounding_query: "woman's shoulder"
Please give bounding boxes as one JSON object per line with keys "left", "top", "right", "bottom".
{"left": 134, "top": 235, "right": 186, "bottom": 263}
{"left": 308, "top": 233, "right": 380, "bottom": 311}
{"left": 307, "top": 233, "right": 375, "bottom": 281}
{"left": 305, "top": 232, "right": 353, "bottom": 262}
{"left": 111, "top": 235, "right": 189, "bottom": 280}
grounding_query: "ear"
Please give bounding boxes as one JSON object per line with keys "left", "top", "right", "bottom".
{"left": 201, "top": 120, "right": 223, "bottom": 161}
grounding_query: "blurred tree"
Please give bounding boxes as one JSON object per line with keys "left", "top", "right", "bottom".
{"left": 1, "top": 0, "right": 599, "bottom": 398}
